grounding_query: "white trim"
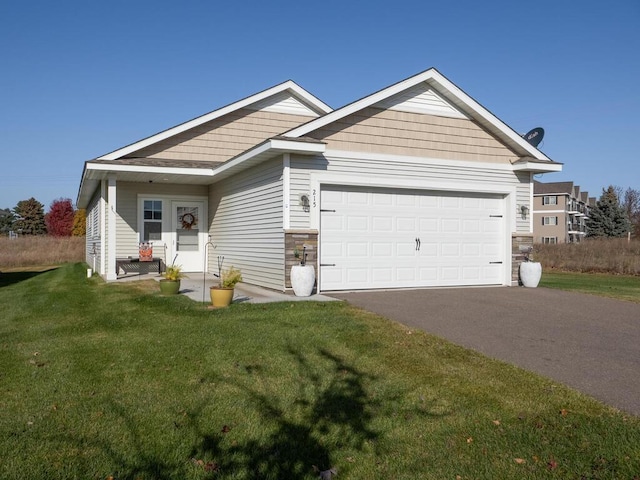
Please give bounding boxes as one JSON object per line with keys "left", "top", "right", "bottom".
{"left": 87, "top": 162, "right": 216, "bottom": 177}
{"left": 311, "top": 175, "right": 514, "bottom": 291}
{"left": 310, "top": 172, "right": 517, "bottom": 214}
{"left": 106, "top": 176, "right": 117, "bottom": 281}
{"left": 100, "top": 180, "right": 106, "bottom": 276}
{"left": 324, "top": 148, "right": 517, "bottom": 172}
{"left": 283, "top": 154, "right": 291, "bottom": 230}
{"left": 284, "top": 68, "right": 552, "bottom": 162}
{"left": 210, "top": 138, "right": 325, "bottom": 179}
{"left": 512, "top": 160, "right": 562, "bottom": 173}
{"left": 532, "top": 209, "right": 565, "bottom": 214}
{"left": 529, "top": 172, "right": 534, "bottom": 233}
{"left": 99, "top": 81, "right": 331, "bottom": 161}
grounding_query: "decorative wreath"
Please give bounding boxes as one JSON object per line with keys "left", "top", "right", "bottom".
{"left": 181, "top": 213, "right": 196, "bottom": 230}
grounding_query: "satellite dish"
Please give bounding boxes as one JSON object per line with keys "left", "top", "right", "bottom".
{"left": 523, "top": 127, "right": 544, "bottom": 148}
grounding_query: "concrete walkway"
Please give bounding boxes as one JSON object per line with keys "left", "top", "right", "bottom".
{"left": 330, "top": 287, "right": 640, "bottom": 416}
{"left": 116, "top": 272, "right": 337, "bottom": 304}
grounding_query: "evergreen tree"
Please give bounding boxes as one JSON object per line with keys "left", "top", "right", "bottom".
{"left": 586, "top": 186, "right": 631, "bottom": 237}
{"left": 45, "top": 198, "right": 75, "bottom": 237}
{"left": 13, "top": 198, "right": 46, "bottom": 235}
{"left": 0, "top": 208, "right": 16, "bottom": 235}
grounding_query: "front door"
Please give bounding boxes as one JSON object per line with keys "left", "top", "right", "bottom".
{"left": 171, "top": 201, "right": 205, "bottom": 272}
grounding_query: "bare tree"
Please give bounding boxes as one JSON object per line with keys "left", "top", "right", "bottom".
{"left": 622, "top": 187, "right": 640, "bottom": 237}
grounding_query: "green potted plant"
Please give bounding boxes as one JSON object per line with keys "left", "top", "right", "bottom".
{"left": 291, "top": 245, "right": 315, "bottom": 296}
{"left": 160, "top": 263, "right": 184, "bottom": 295}
{"left": 210, "top": 257, "right": 242, "bottom": 307}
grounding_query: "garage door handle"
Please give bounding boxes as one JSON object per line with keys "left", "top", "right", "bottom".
{"left": 489, "top": 261, "right": 503, "bottom": 264}
{"left": 320, "top": 209, "right": 336, "bottom": 212}
{"left": 320, "top": 263, "right": 336, "bottom": 267}
{"left": 415, "top": 238, "right": 421, "bottom": 251}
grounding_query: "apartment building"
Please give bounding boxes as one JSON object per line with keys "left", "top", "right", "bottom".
{"left": 533, "top": 181, "right": 596, "bottom": 243}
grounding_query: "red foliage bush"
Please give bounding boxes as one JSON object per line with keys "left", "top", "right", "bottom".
{"left": 45, "top": 198, "right": 75, "bottom": 237}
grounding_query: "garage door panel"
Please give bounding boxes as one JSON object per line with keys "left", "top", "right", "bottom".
{"left": 372, "top": 242, "right": 393, "bottom": 257}
{"left": 372, "top": 216, "right": 393, "bottom": 232}
{"left": 320, "top": 186, "right": 505, "bottom": 291}
{"left": 397, "top": 242, "right": 416, "bottom": 257}
{"left": 347, "top": 216, "right": 368, "bottom": 231}
{"left": 441, "top": 219, "right": 460, "bottom": 232}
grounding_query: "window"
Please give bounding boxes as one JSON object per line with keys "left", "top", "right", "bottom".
{"left": 542, "top": 237, "right": 557, "bottom": 244}
{"left": 143, "top": 200, "right": 162, "bottom": 242}
{"left": 542, "top": 196, "right": 557, "bottom": 205}
{"left": 542, "top": 216, "right": 558, "bottom": 225}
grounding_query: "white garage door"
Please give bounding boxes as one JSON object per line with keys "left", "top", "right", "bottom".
{"left": 320, "top": 185, "right": 505, "bottom": 291}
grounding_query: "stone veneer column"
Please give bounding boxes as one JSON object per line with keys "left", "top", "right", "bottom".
{"left": 284, "top": 230, "right": 318, "bottom": 288}
{"left": 511, "top": 233, "right": 534, "bottom": 286}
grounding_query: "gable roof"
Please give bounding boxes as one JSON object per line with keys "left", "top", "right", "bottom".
{"left": 98, "top": 80, "right": 332, "bottom": 161}
{"left": 283, "top": 67, "right": 556, "bottom": 163}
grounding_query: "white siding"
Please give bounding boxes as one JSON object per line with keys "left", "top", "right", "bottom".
{"left": 85, "top": 192, "right": 102, "bottom": 274}
{"left": 291, "top": 153, "right": 531, "bottom": 233}
{"left": 247, "top": 91, "right": 321, "bottom": 117}
{"left": 116, "top": 182, "right": 208, "bottom": 259}
{"left": 374, "top": 82, "right": 468, "bottom": 119}
{"left": 514, "top": 171, "right": 532, "bottom": 232}
{"left": 209, "top": 157, "right": 285, "bottom": 290}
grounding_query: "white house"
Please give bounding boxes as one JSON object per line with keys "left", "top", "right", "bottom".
{"left": 77, "top": 68, "right": 562, "bottom": 291}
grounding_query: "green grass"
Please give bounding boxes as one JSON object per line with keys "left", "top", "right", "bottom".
{"left": 540, "top": 270, "right": 640, "bottom": 303}
{"left": 1, "top": 264, "right": 639, "bottom": 479}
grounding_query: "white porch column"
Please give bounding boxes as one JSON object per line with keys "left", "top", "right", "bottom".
{"left": 106, "top": 176, "right": 117, "bottom": 281}
{"left": 99, "top": 180, "right": 107, "bottom": 276}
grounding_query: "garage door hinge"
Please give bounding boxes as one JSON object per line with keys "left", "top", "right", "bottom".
{"left": 489, "top": 215, "right": 503, "bottom": 218}
{"left": 320, "top": 209, "right": 336, "bottom": 212}
{"left": 320, "top": 263, "right": 336, "bottom": 267}
{"left": 489, "top": 261, "right": 503, "bottom": 264}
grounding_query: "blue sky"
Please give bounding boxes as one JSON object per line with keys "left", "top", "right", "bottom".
{"left": 1, "top": 0, "right": 638, "bottom": 210}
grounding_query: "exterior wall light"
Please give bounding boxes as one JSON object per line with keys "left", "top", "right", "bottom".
{"left": 299, "top": 194, "right": 310, "bottom": 213}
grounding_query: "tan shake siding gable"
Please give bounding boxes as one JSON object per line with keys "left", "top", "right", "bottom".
{"left": 306, "top": 107, "right": 518, "bottom": 163}
{"left": 129, "top": 109, "right": 314, "bottom": 163}
{"left": 208, "top": 156, "right": 285, "bottom": 291}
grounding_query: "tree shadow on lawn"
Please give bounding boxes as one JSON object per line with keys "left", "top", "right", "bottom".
{"left": 51, "top": 346, "right": 448, "bottom": 479}
{"left": 187, "top": 347, "right": 381, "bottom": 478}
{"left": 0, "top": 268, "right": 57, "bottom": 288}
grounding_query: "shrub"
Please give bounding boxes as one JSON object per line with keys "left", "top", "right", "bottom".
{"left": 535, "top": 238, "right": 640, "bottom": 275}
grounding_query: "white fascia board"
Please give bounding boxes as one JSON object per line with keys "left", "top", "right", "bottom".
{"left": 512, "top": 161, "right": 563, "bottom": 173}
{"left": 284, "top": 68, "right": 553, "bottom": 162}
{"left": 99, "top": 81, "right": 330, "bottom": 161}
{"left": 287, "top": 83, "right": 332, "bottom": 114}
{"left": 212, "top": 138, "right": 326, "bottom": 179}
{"left": 86, "top": 162, "right": 215, "bottom": 177}
{"left": 283, "top": 71, "right": 438, "bottom": 139}
{"left": 425, "top": 70, "right": 553, "bottom": 161}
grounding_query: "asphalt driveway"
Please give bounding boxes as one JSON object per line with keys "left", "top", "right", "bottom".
{"left": 330, "top": 287, "right": 640, "bottom": 416}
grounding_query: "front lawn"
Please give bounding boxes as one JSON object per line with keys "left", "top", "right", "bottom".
{"left": 540, "top": 270, "right": 640, "bottom": 303}
{"left": 1, "top": 264, "right": 639, "bottom": 479}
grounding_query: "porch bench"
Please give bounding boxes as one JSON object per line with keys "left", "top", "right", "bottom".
{"left": 116, "top": 257, "right": 164, "bottom": 276}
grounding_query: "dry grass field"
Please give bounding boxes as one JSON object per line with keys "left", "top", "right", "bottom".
{"left": 535, "top": 237, "right": 640, "bottom": 275}
{"left": 0, "top": 236, "right": 85, "bottom": 270}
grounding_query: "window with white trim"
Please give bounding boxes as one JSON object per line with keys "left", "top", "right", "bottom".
{"left": 542, "top": 196, "right": 557, "bottom": 205}
{"left": 542, "top": 216, "right": 558, "bottom": 225}
{"left": 142, "top": 200, "right": 162, "bottom": 242}
{"left": 542, "top": 237, "right": 558, "bottom": 244}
